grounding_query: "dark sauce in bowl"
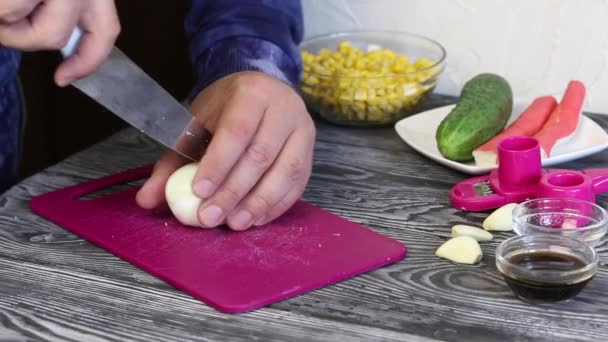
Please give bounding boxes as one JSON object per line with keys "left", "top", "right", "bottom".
{"left": 500, "top": 251, "right": 593, "bottom": 303}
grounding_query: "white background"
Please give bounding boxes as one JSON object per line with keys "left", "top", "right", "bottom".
{"left": 302, "top": 0, "right": 608, "bottom": 113}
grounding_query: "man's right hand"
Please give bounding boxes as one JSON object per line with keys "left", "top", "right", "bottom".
{"left": 0, "top": 0, "right": 120, "bottom": 86}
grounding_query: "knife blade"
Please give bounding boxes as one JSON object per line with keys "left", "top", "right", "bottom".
{"left": 61, "top": 28, "right": 211, "bottom": 161}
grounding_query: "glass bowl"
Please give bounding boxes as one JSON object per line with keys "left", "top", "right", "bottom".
{"left": 299, "top": 31, "right": 446, "bottom": 126}
{"left": 512, "top": 198, "right": 608, "bottom": 246}
{"left": 496, "top": 235, "right": 598, "bottom": 304}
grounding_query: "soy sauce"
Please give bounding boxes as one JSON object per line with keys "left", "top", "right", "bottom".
{"left": 500, "top": 251, "right": 593, "bottom": 303}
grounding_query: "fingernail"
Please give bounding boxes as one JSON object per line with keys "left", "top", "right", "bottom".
{"left": 56, "top": 78, "right": 72, "bottom": 87}
{"left": 194, "top": 179, "right": 214, "bottom": 198}
{"left": 230, "top": 210, "right": 253, "bottom": 231}
{"left": 254, "top": 215, "right": 267, "bottom": 226}
{"left": 199, "top": 205, "right": 223, "bottom": 227}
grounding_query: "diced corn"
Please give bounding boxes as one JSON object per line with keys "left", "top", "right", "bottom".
{"left": 311, "top": 64, "right": 328, "bottom": 75}
{"left": 355, "top": 59, "right": 366, "bottom": 69}
{"left": 338, "top": 41, "right": 352, "bottom": 54}
{"left": 319, "top": 48, "right": 332, "bottom": 58}
{"left": 414, "top": 57, "right": 435, "bottom": 69}
{"left": 304, "top": 75, "right": 320, "bottom": 86}
{"left": 338, "top": 79, "right": 350, "bottom": 89}
{"left": 300, "top": 41, "right": 441, "bottom": 123}
{"left": 301, "top": 86, "right": 313, "bottom": 95}
{"left": 354, "top": 89, "right": 367, "bottom": 101}
{"left": 368, "top": 89, "right": 376, "bottom": 101}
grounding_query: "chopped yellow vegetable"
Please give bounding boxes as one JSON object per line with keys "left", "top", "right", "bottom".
{"left": 300, "top": 41, "right": 441, "bottom": 123}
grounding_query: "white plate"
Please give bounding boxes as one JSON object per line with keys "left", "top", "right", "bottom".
{"left": 394, "top": 102, "right": 608, "bottom": 175}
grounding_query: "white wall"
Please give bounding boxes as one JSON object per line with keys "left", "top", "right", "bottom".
{"left": 302, "top": 0, "right": 608, "bottom": 113}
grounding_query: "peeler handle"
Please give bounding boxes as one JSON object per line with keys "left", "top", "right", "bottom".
{"left": 582, "top": 168, "right": 608, "bottom": 195}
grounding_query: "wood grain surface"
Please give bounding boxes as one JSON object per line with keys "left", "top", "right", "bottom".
{"left": 1, "top": 95, "right": 607, "bottom": 342}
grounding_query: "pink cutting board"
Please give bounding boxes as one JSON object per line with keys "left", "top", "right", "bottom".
{"left": 30, "top": 165, "right": 406, "bottom": 313}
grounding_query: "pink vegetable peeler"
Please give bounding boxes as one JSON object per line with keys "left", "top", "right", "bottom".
{"left": 450, "top": 136, "right": 608, "bottom": 211}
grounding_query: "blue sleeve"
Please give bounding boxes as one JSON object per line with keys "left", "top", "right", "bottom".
{"left": 0, "top": 48, "right": 23, "bottom": 193}
{"left": 184, "top": 0, "right": 304, "bottom": 101}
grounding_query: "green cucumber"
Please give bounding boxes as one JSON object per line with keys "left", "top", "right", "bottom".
{"left": 436, "top": 73, "right": 512, "bottom": 161}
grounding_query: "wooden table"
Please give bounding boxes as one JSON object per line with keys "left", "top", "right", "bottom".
{"left": 1, "top": 95, "right": 607, "bottom": 342}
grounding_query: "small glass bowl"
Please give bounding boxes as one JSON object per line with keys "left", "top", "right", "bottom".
{"left": 512, "top": 198, "right": 608, "bottom": 246}
{"left": 496, "top": 235, "right": 598, "bottom": 304}
{"left": 299, "top": 31, "right": 446, "bottom": 126}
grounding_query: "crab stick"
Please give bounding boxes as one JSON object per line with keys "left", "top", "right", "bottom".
{"left": 534, "top": 80, "right": 585, "bottom": 158}
{"left": 473, "top": 96, "right": 557, "bottom": 167}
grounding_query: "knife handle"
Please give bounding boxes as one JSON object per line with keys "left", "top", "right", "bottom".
{"left": 61, "top": 27, "right": 84, "bottom": 58}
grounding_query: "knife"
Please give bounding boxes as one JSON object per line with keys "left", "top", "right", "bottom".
{"left": 61, "top": 28, "right": 211, "bottom": 161}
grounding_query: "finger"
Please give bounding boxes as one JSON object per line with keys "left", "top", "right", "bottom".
{"left": 55, "top": 0, "right": 120, "bottom": 86}
{"left": 136, "top": 151, "right": 190, "bottom": 210}
{"left": 255, "top": 124, "right": 315, "bottom": 226}
{"left": 239, "top": 125, "right": 314, "bottom": 229}
{"left": 226, "top": 117, "right": 315, "bottom": 230}
{"left": 196, "top": 109, "right": 295, "bottom": 229}
{"left": 252, "top": 144, "right": 314, "bottom": 227}
{"left": 0, "top": 0, "right": 42, "bottom": 24}
{"left": 0, "top": 0, "right": 79, "bottom": 50}
{"left": 191, "top": 94, "right": 267, "bottom": 201}
{"left": 255, "top": 181, "right": 307, "bottom": 227}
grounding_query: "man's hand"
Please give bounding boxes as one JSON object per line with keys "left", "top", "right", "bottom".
{"left": 0, "top": 0, "right": 120, "bottom": 86}
{"left": 136, "top": 71, "right": 316, "bottom": 231}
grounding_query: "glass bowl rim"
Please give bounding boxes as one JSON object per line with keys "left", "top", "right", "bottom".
{"left": 496, "top": 234, "right": 599, "bottom": 280}
{"left": 512, "top": 197, "right": 608, "bottom": 234}
{"left": 299, "top": 30, "right": 447, "bottom": 79}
